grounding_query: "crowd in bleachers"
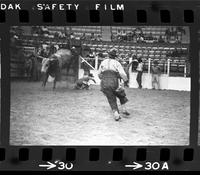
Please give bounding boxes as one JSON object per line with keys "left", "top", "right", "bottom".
{"left": 111, "top": 27, "right": 187, "bottom": 44}
{"left": 29, "top": 26, "right": 103, "bottom": 41}
{"left": 10, "top": 26, "right": 190, "bottom": 77}
{"left": 82, "top": 40, "right": 189, "bottom": 75}
{"left": 19, "top": 26, "right": 187, "bottom": 45}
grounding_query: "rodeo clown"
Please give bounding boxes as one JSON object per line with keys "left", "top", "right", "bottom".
{"left": 98, "top": 48, "right": 130, "bottom": 121}
{"left": 74, "top": 73, "right": 96, "bottom": 90}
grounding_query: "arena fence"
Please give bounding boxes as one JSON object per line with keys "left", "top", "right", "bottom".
{"left": 79, "top": 56, "right": 191, "bottom": 91}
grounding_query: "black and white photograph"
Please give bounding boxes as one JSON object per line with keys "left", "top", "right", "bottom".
{"left": 10, "top": 26, "right": 190, "bottom": 145}
{"left": 199, "top": 50, "right": 200, "bottom": 145}
{"left": 0, "top": 38, "right": 1, "bottom": 143}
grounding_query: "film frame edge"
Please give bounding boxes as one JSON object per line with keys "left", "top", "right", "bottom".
{"left": 0, "top": 0, "right": 199, "bottom": 172}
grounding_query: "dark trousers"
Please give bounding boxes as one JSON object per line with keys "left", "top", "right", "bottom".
{"left": 136, "top": 71, "right": 143, "bottom": 88}
{"left": 100, "top": 70, "right": 128, "bottom": 112}
{"left": 103, "top": 87, "right": 128, "bottom": 112}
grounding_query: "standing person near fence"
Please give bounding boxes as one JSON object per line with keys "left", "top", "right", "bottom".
{"left": 125, "top": 55, "right": 138, "bottom": 84}
{"left": 136, "top": 57, "right": 144, "bottom": 89}
{"left": 98, "top": 48, "right": 129, "bottom": 121}
{"left": 151, "top": 60, "right": 161, "bottom": 90}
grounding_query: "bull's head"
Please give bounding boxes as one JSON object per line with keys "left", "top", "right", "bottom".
{"left": 41, "top": 58, "right": 51, "bottom": 73}
{"left": 41, "top": 57, "right": 59, "bottom": 74}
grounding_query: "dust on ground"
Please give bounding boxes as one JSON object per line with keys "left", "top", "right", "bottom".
{"left": 10, "top": 81, "right": 190, "bottom": 145}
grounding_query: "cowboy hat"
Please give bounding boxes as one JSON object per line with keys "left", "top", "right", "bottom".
{"left": 108, "top": 48, "right": 118, "bottom": 57}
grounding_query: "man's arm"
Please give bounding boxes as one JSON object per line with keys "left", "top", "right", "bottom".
{"left": 98, "top": 61, "right": 104, "bottom": 79}
{"left": 124, "top": 61, "right": 132, "bottom": 75}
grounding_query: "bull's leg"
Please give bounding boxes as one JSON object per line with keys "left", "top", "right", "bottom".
{"left": 53, "top": 78, "right": 56, "bottom": 90}
{"left": 42, "top": 73, "right": 49, "bottom": 88}
{"left": 28, "top": 71, "right": 31, "bottom": 81}
{"left": 66, "top": 65, "right": 70, "bottom": 88}
{"left": 41, "top": 73, "right": 45, "bottom": 87}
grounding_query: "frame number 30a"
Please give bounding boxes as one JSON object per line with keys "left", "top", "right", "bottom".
{"left": 144, "top": 162, "right": 169, "bottom": 170}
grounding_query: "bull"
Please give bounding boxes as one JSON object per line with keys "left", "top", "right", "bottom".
{"left": 41, "top": 48, "right": 77, "bottom": 90}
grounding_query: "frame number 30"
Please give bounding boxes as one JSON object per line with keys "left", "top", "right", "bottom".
{"left": 58, "top": 162, "right": 73, "bottom": 170}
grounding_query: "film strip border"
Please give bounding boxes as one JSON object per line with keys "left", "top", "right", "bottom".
{"left": 0, "top": 1, "right": 199, "bottom": 25}
{"left": 0, "top": 147, "right": 200, "bottom": 170}
{"left": 0, "top": 0, "right": 200, "bottom": 171}
{"left": 0, "top": 8, "right": 197, "bottom": 24}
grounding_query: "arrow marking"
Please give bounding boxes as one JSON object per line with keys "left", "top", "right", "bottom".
{"left": 125, "top": 162, "right": 143, "bottom": 170}
{"left": 39, "top": 161, "right": 57, "bottom": 170}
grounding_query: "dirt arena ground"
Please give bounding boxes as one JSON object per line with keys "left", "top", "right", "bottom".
{"left": 10, "top": 81, "right": 190, "bottom": 145}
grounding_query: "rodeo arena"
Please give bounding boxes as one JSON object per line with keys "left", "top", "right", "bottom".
{"left": 0, "top": 38, "right": 1, "bottom": 139}
{"left": 10, "top": 26, "right": 191, "bottom": 145}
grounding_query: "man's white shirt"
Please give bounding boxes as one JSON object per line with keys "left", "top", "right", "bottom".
{"left": 98, "top": 58, "right": 128, "bottom": 81}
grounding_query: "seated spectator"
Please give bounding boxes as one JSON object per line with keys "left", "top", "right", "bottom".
{"left": 117, "top": 29, "right": 122, "bottom": 37}
{"left": 65, "top": 32, "right": 70, "bottom": 39}
{"left": 97, "top": 34, "right": 102, "bottom": 41}
{"left": 91, "top": 33, "right": 95, "bottom": 41}
{"left": 54, "top": 32, "right": 59, "bottom": 38}
{"left": 70, "top": 32, "right": 75, "bottom": 39}
{"left": 121, "top": 30, "right": 127, "bottom": 41}
{"left": 137, "top": 34, "right": 144, "bottom": 43}
{"left": 41, "top": 27, "right": 49, "bottom": 36}
{"left": 127, "top": 31, "right": 134, "bottom": 41}
{"left": 158, "top": 35, "right": 165, "bottom": 43}
{"left": 149, "top": 32, "right": 153, "bottom": 39}
{"left": 165, "top": 28, "right": 171, "bottom": 42}
{"left": 134, "top": 27, "right": 143, "bottom": 37}
{"left": 80, "top": 33, "right": 86, "bottom": 40}
{"left": 117, "top": 29, "right": 122, "bottom": 41}
{"left": 111, "top": 33, "right": 115, "bottom": 41}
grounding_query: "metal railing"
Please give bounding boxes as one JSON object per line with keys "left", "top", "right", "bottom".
{"left": 80, "top": 56, "right": 189, "bottom": 78}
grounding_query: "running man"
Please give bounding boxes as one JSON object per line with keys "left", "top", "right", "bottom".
{"left": 98, "top": 48, "right": 129, "bottom": 121}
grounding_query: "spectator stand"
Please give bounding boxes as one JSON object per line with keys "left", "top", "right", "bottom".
{"left": 10, "top": 26, "right": 191, "bottom": 91}
{"left": 80, "top": 39, "right": 190, "bottom": 91}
